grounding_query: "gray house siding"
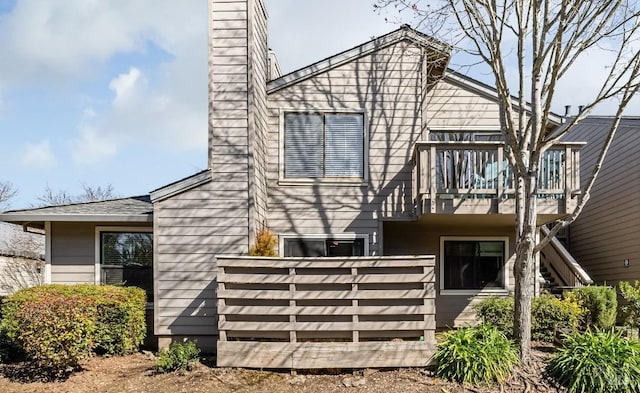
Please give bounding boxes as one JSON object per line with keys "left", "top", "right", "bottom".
{"left": 266, "top": 41, "right": 426, "bottom": 255}
{"left": 49, "top": 222, "right": 151, "bottom": 285}
{"left": 153, "top": 181, "right": 248, "bottom": 338}
{"left": 568, "top": 118, "right": 640, "bottom": 285}
{"left": 383, "top": 221, "right": 516, "bottom": 327}
{"left": 151, "top": 0, "right": 268, "bottom": 347}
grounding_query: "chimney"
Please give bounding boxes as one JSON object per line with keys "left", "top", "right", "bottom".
{"left": 208, "top": 0, "right": 269, "bottom": 246}
{"left": 564, "top": 105, "right": 571, "bottom": 117}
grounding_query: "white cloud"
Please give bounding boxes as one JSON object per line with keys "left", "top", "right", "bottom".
{"left": 69, "top": 109, "right": 118, "bottom": 165}
{"left": 109, "top": 67, "right": 146, "bottom": 109}
{"left": 21, "top": 140, "right": 56, "bottom": 169}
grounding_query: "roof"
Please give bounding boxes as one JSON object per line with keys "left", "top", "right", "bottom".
{"left": 267, "top": 25, "right": 451, "bottom": 93}
{"left": 558, "top": 116, "right": 640, "bottom": 139}
{"left": 150, "top": 169, "right": 212, "bottom": 203}
{"left": 0, "top": 195, "right": 153, "bottom": 228}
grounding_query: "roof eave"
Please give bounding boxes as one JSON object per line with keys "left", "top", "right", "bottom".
{"left": 150, "top": 170, "right": 212, "bottom": 203}
{"left": 0, "top": 214, "right": 153, "bottom": 225}
{"left": 267, "top": 27, "right": 450, "bottom": 94}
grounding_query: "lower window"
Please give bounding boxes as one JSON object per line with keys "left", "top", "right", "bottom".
{"left": 442, "top": 238, "right": 505, "bottom": 291}
{"left": 100, "top": 231, "right": 153, "bottom": 300}
{"left": 283, "top": 237, "right": 366, "bottom": 257}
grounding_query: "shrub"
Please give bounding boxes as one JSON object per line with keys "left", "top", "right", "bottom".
{"left": 474, "top": 296, "right": 514, "bottom": 336}
{"left": 155, "top": 341, "right": 200, "bottom": 373}
{"left": 474, "top": 294, "right": 583, "bottom": 342}
{"left": 531, "top": 293, "right": 583, "bottom": 341}
{"left": 619, "top": 281, "right": 640, "bottom": 332}
{"left": 1, "top": 284, "right": 146, "bottom": 369}
{"left": 548, "top": 330, "right": 640, "bottom": 393}
{"left": 434, "top": 324, "right": 518, "bottom": 385}
{"left": 249, "top": 229, "right": 278, "bottom": 257}
{"left": 571, "top": 286, "right": 617, "bottom": 330}
{"left": 14, "top": 294, "right": 96, "bottom": 370}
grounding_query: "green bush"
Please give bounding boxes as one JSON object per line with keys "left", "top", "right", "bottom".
{"left": 474, "top": 296, "right": 514, "bottom": 335}
{"left": 531, "top": 293, "right": 583, "bottom": 341}
{"left": 14, "top": 294, "right": 97, "bottom": 370}
{"left": 619, "top": 281, "right": 640, "bottom": 332}
{"left": 571, "top": 286, "right": 617, "bottom": 330}
{"left": 155, "top": 341, "right": 200, "bottom": 373}
{"left": 1, "top": 284, "right": 146, "bottom": 370}
{"left": 548, "top": 330, "right": 640, "bottom": 393}
{"left": 474, "top": 294, "right": 583, "bottom": 342}
{"left": 434, "top": 324, "right": 518, "bottom": 385}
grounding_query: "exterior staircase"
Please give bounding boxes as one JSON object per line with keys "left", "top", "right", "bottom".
{"left": 539, "top": 226, "right": 593, "bottom": 294}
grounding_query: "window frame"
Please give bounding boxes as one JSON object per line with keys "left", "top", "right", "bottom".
{"left": 439, "top": 236, "right": 509, "bottom": 296}
{"left": 94, "top": 226, "right": 153, "bottom": 299}
{"left": 278, "top": 108, "right": 369, "bottom": 185}
{"left": 279, "top": 233, "right": 370, "bottom": 257}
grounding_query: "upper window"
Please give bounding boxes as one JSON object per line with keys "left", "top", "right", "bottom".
{"left": 284, "top": 113, "right": 364, "bottom": 179}
{"left": 441, "top": 239, "right": 506, "bottom": 291}
{"left": 100, "top": 231, "right": 153, "bottom": 300}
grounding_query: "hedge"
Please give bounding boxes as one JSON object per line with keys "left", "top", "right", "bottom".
{"left": 1, "top": 284, "right": 146, "bottom": 370}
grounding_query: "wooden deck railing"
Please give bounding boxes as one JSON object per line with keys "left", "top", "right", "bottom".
{"left": 412, "top": 141, "right": 585, "bottom": 215}
{"left": 216, "top": 256, "right": 436, "bottom": 369}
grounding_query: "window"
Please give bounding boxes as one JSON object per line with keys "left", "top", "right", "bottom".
{"left": 441, "top": 238, "right": 507, "bottom": 292}
{"left": 282, "top": 236, "right": 367, "bottom": 257}
{"left": 284, "top": 113, "right": 364, "bottom": 179}
{"left": 98, "top": 230, "right": 153, "bottom": 300}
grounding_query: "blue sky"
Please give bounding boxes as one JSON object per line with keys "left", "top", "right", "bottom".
{"left": 0, "top": 0, "right": 637, "bottom": 209}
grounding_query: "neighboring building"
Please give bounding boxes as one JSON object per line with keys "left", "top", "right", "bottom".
{"left": 567, "top": 117, "right": 640, "bottom": 286}
{"left": 0, "top": 222, "right": 45, "bottom": 295}
{"left": 0, "top": 0, "right": 592, "bottom": 366}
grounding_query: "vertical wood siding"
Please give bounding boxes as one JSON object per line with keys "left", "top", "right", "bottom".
{"left": 566, "top": 118, "right": 640, "bottom": 285}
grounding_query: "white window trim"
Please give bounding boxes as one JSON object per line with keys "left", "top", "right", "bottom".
{"left": 278, "top": 108, "right": 369, "bottom": 185}
{"left": 439, "top": 236, "right": 510, "bottom": 296}
{"left": 94, "top": 226, "right": 153, "bottom": 285}
{"left": 279, "top": 233, "right": 370, "bottom": 257}
{"left": 44, "top": 221, "right": 52, "bottom": 284}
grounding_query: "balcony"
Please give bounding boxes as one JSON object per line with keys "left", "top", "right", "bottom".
{"left": 411, "top": 141, "right": 585, "bottom": 219}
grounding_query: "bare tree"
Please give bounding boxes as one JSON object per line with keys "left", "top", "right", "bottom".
{"left": 0, "top": 181, "right": 17, "bottom": 210}
{"left": 376, "top": 0, "right": 640, "bottom": 363}
{"left": 36, "top": 183, "right": 118, "bottom": 207}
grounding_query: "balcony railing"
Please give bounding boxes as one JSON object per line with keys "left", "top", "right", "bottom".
{"left": 412, "top": 141, "right": 585, "bottom": 215}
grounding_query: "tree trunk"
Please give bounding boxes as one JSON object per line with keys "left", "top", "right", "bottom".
{"left": 513, "top": 172, "right": 538, "bottom": 365}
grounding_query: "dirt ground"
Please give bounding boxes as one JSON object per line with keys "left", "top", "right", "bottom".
{"left": 0, "top": 347, "right": 566, "bottom": 393}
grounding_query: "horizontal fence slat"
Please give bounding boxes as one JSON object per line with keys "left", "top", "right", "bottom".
{"left": 220, "top": 320, "right": 435, "bottom": 332}
{"left": 217, "top": 256, "right": 436, "bottom": 268}
{"left": 218, "top": 304, "right": 435, "bottom": 316}
{"left": 217, "top": 341, "right": 436, "bottom": 368}
{"left": 217, "top": 273, "right": 433, "bottom": 285}
{"left": 218, "top": 288, "right": 434, "bottom": 300}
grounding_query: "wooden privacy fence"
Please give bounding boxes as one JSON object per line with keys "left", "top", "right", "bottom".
{"left": 216, "top": 255, "right": 436, "bottom": 369}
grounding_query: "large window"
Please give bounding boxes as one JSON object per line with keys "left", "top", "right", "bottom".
{"left": 98, "top": 230, "right": 153, "bottom": 300}
{"left": 282, "top": 235, "right": 367, "bottom": 257}
{"left": 441, "top": 238, "right": 506, "bottom": 292}
{"left": 284, "top": 113, "right": 364, "bottom": 179}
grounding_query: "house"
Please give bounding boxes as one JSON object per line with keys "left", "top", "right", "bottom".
{"left": 565, "top": 117, "right": 640, "bottom": 286}
{"left": 0, "top": 222, "right": 44, "bottom": 295}
{"left": 0, "top": 0, "right": 592, "bottom": 368}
